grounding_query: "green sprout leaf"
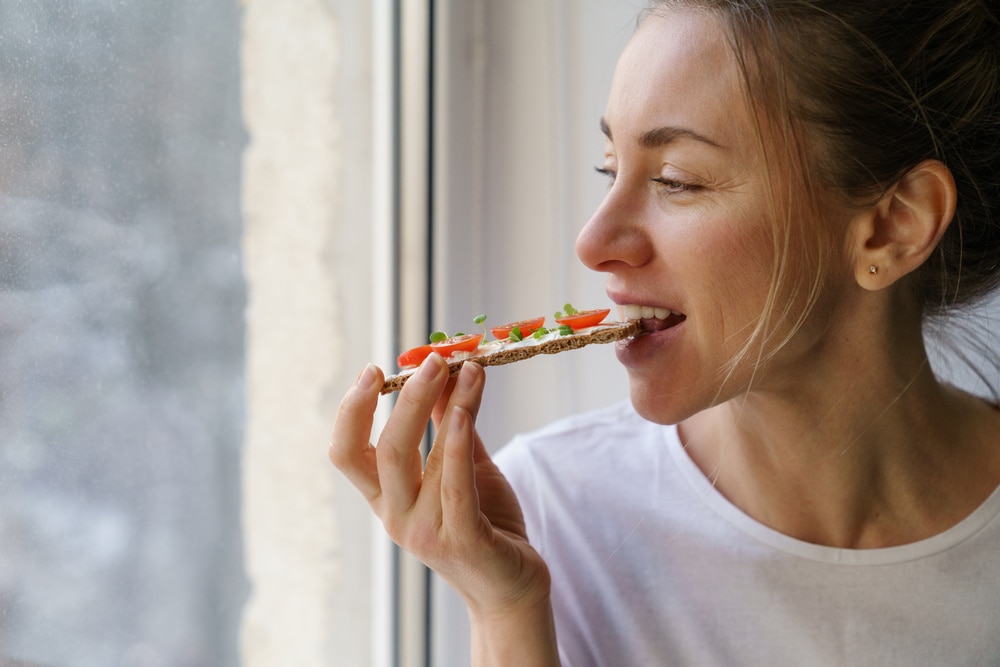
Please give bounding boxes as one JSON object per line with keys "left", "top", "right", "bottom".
{"left": 555, "top": 302, "right": 579, "bottom": 319}
{"left": 509, "top": 326, "right": 523, "bottom": 342}
{"left": 558, "top": 324, "right": 573, "bottom": 336}
{"left": 473, "top": 313, "right": 489, "bottom": 339}
{"left": 429, "top": 331, "right": 448, "bottom": 343}
{"left": 532, "top": 326, "right": 550, "bottom": 339}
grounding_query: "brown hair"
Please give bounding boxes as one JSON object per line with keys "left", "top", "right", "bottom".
{"left": 644, "top": 0, "right": 1000, "bottom": 311}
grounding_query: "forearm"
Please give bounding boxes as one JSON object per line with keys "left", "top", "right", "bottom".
{"left": 468, "top": 597, "right": 560, "bottom": 667}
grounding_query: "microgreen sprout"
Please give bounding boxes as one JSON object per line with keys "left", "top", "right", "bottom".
{"left": 429, "top": 331, "right": 448, "bottom": 343}
{"left": 532, "top": 326, "right": 550, "bottom": 339}
{"left": 473, "top": 313, "right": 489, "bottom": 339}
{"left": 509, "top": 326, "right": 523, "bottom": 342}
{"left": 555, "top": 303, "right": 579, "bottom": 319}
{"left": 558, "top": 324, "right": 574, "bottom": 336}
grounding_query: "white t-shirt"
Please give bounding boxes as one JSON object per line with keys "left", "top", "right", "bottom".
{"left": 494, "top": 401, "right": 1000, "bottom": 667}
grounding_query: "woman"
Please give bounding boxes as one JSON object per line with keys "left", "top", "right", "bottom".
{"left": 331, "top": 1, "right": 1000, "bottom": 664}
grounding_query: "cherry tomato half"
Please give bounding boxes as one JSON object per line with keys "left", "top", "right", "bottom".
{"left": 397, "top": 344, "right": 434, "bottom": 369}
{"left": 430, "top": 332, "right": 484, "bottom": 357}
{"left": 491, "top": 316, "right": 546, "bottom": 340}
{"left": 554, "top": 308, "right": 611, "bottom": 331}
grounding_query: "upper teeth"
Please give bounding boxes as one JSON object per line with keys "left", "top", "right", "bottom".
{"left": 621, "top": 304, "right": 679, "bottom": 320}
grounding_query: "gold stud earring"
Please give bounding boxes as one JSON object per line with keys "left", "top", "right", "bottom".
{"left": 868, "top": 265, "right": 878, "bottom": 275}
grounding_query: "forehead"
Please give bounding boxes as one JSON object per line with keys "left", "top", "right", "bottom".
{"left": 604, "top": 10, "right": 751, "bottom": 150}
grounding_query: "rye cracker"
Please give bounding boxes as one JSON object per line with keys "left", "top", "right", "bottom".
{"left": 380, "top": 320, "right": 640, "bottom": 394}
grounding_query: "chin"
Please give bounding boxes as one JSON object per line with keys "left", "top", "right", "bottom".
{"left": 628, "top": 381, "right": 691, "bottom": 426}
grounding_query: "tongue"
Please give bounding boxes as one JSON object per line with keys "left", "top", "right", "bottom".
{"left": 641, "top": 313, "right": 686, "bottom": 332}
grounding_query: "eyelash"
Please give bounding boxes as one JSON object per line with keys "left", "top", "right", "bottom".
{"left": 594, "top": 167, "right": 697, "bottom": 193}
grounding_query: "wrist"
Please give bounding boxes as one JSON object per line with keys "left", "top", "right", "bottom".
{"left": 468, "top": 594, "right": 560, "bottom": 667}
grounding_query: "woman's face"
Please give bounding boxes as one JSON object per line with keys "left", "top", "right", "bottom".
{"left": 577, "top": 9, "right": 845, "bottom": 424}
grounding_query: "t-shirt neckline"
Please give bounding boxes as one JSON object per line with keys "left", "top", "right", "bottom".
{"left": 661, "top": 422, "right": 1000, "bottom": 565}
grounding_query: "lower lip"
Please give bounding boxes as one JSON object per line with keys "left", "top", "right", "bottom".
{"left": 615, "top": 318, "right": 685, "bottom": 368}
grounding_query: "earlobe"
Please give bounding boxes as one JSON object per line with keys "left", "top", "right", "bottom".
{"left": 851, "top": 159, "right": 956, "bottom": 290}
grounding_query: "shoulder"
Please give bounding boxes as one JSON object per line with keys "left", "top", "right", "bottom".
{"left": 494, "top": 401, "right": 676, "bottom": 499}
{"left": 495, "top": 401, "right": 662, "bottom": 466}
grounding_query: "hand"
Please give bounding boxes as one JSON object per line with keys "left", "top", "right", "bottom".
{"left": 329, "top": 354, "right": 551, "bottom": 617}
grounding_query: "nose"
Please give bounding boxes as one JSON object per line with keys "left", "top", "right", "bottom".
{"left": 575, "top": 183, "right": 652, "bottom": 273}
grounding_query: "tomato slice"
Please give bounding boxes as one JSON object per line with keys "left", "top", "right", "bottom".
{"left": 429, "top": 332, "right": 484, "bottom": 357}
{"left": 397, "top": 344, "right": 434, "bottom": 369}
{"left": 491, "top": 316, "right": 546, "bottom": 340}
{"left": 554, "top": 308, "right": 611, "bottom": 331}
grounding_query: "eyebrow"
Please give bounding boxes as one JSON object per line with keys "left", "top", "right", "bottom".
{"left": 600, "top": 116, "right": 722, "bottom": 150}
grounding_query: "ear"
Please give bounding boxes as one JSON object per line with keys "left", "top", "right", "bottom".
{"left": 849, "top": 159, "right": 956, "bottom": 290}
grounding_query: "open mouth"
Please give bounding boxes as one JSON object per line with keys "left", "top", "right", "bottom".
{"left": 620, "top": 304, "right": 687, "bottom": 333}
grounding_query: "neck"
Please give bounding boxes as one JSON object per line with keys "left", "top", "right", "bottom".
{"left": 679, "top": 316, "right": 1000, "bottom": 549}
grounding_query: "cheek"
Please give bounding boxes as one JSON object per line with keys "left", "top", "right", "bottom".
{"left": 688, "top": 215, "right": 776, "bottom": 305}
{"left": 717, "top": 244, "right": 774, "bottom": 343}
{"left": 685, "top": 213, "right": 781, "bottom": 364}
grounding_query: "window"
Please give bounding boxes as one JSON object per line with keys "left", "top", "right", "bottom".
{"left": 1, "top": 1, "right": 245, "bottom": 665}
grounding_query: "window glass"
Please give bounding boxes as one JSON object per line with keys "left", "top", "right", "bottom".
{"left": 0, "top": 2, "right": 246, "bottom": 665}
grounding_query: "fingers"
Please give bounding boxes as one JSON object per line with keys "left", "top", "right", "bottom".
{"left": 431, "top": 361, "right": 486, "bottom": 448}
{"left": 440, "top": 404, "right": 483, "bottom": 533}
{"left": 329, "top": 363, "right": 385, "bottom": 501}
{"left": 424, "top": 362, "right": 487, "bottom": 531}
{"left": 431, "top": 375, "right": 457, "bottom": 428}
{"left": 331, "top": 355, "right": 489, "bottom": 557}
{"left": 375, "top": 353, "right": 451, "bottom": 516}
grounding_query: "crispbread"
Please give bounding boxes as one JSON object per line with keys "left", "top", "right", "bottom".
{"left": 380, "top": 320, "right": 641, "bottom": 394}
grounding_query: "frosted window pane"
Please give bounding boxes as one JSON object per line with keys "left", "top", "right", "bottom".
{"left": 0, "top": 2, "right": 247, "bottom": 665}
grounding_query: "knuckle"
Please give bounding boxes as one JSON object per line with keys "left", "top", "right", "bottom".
{"left": 402, "top": 522, "right": 442, "bottom": 557}
{"left": 392, "top": 386, "right": 427, "bottom": 415}
{"left": 440, "top": 481, "right": 473, "bottom": 508}
{"left": 381, "top": 513, "right": 442, "bottom": 558}
{"left": 327, "top": 441, "right": 350, "bottom": 469}
{"left": 376, "top": 440, "right": 408, "bottom": 468}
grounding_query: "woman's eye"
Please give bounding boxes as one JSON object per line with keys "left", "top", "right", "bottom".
{"left": 594, "top": 167, "right": 698, "bottom": 194}
{"left": 651, "top": 176, "right": 697, "bottom": 193}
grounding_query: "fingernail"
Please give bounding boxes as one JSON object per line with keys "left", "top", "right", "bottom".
{"left": 415, "top": 353, "right": 443, "bottom": 382}
{"left": 355, "top": 363, "right": 377, "bottom": 390}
